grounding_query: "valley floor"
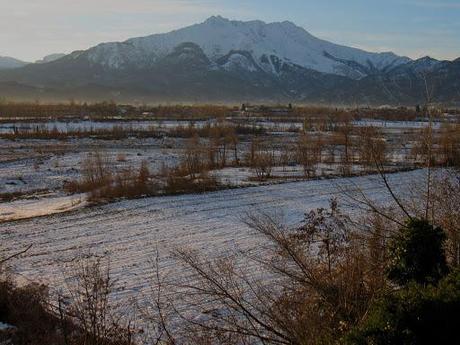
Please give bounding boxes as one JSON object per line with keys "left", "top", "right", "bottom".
{"left": 1, "top": 169, "right": 427, "bottom": 320}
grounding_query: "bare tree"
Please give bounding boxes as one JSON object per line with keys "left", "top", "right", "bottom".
{"left": 356, "top": 126, "right": 387, "bottom": 173}
{"left": 144, "top": 200, "right": 387, "bottom": 345}
{"left": 432, "top": 172, "right": 460, "bottom": 267}
{"left": 297, "top": 133, "right": 316, "bottom": 177}
{"left": 249, "top": 140, "right": 274, "bottom": 180}
{"left": 182, "top": 135, "right": 205, "bottom": 179}
{"left": 61, "top": 257, "right": 135, "bottom": 345}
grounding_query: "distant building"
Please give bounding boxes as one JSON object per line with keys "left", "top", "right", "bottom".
{"left": 238, "top": 104, "right": 294, "bottom": 116}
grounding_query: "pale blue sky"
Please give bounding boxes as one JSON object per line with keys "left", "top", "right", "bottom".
{"left": 1, "top": 0, "right": 459, "bottom": 62}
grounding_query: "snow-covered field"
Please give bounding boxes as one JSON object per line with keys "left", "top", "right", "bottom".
{"left": 0, "top": 120, "right": 212, "bottom": 134}
{"left": 352, "top": 119, "right": 442, "bottom": 129}
{"left": 0, "top": 117, "right": 441, "bottom": 135}
{"left": 0, "top": 137, "right": 182, "bottom": 195}
{"left": 1, "top": 169, "right": 426, "bottom": 314}
{"left": 212, "top": 163, "right": 370, "bottom": 185}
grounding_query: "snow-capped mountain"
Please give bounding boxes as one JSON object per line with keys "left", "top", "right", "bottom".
{"left": 80, "top": 16, "right": 409, "bottom": 79}
{"left": 0, "top": 56, "right": 29, "bottom": 70}
{"left": 0, "top": 16, "right": 458, "bottom": 105}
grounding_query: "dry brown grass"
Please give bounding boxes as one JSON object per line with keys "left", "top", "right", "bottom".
{"left": 0, "top": 125, "right": 162, "bottom": 140}
{"left": 0, "top": 260, "right": 135, "bottom": 345}
{"left": 64, "top": 152, "right": 157, "bottom": 203}
{"left": 64, "top": 150, "right": 222, "bottom": 202}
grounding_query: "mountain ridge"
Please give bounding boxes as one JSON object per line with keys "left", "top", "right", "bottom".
{"left": 0, "top": 16, "right": 458, "bottom": 105}
{"left": 75, "top": 15, "right": 410, "bottom": 79}
{"left": 0, "top": 56, "right": 29, "bottom": 70}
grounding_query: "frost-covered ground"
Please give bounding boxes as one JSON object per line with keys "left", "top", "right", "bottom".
{"left": 1, "top": 169, "right": 426, "bottom": 318}
{"left": 0, "top": 120, "right": 212, "bottom": 134}
{"left": 0, "top": 117, "right": 422, "bottom": 226}
{"left": 0, "top": 137, "right": 182, "bottom": 195}
{"left": 0, "top": 118, "right": 440, "bottom": 135}
{"left": 352, "top": 119, "right": 442, "bottom": 129}
{"left": 212, "top": 163, "right": 370, "bottom": 185}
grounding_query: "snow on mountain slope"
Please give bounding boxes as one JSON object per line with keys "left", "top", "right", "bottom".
{"left": 82, "top": 16, "right": 410, "bottom": 78}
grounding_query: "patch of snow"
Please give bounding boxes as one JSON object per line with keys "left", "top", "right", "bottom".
{"left": 0, "top": 322, "right": 15, "bottom": 331}
{"left": 222, "top": 54, "right": 258, "bottom": 72}
{"left": 0, "top": 194, "right": 86, "bottom": 222}
{"left": 353, "top": 119, "right": 442, "bottom": 129}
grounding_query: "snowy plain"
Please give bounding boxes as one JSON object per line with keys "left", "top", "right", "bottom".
{"left": 1, "top": 169, "right": 427, "bottom": 321}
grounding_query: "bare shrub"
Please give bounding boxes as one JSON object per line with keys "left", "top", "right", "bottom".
{"left": 146, "top": 200, "right": 388, "bottom": 345}
{"left": 64, "top": 151, "right": 113, "bottom": 194}
{"left": 180, "top": 135, "right": 206, "bottom": 179}
{"left": 62, "top": 257, "right": 135, "bottom": 345}
{"left": 164, "top": 169, "right": 219, "bottom": 195}
{"left": 0, "top": 245, "right": 74, "bottom": 345}
{"left": 279, "top": 141, "right": 295, "bottom": 171}
{"left": 0, "top": 280, "right": 66, "bottom": 345}
{"left": 1, "top": 246, "right": 135, "bottom": 345}
{"left": 0, "top": 125, "right": 162, "bottom": 140}
{"left": 65, "top": 152, "right": 157, "bottom": 202}
{"left": 432, "top": 171, "right": 460, "bottom": 266}
{"left": 247, "top": 140, "right": 274, "bottom": 180}
{"left": 356, "top": 127, "right": 387, "bottom": 172}
{"left": 438, "top": 123, "right": 460, "bottom": 167}
{"left": 297, "top": 133, "right": 317, "bottom": 177}
{"left": 87, "top": 161, "right": 157, "bottom": 202}
{"left": 252, "top": 151, "right": 274, "bottom": 180}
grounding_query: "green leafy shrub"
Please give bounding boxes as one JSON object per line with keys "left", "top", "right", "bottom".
{"left": 346, "top": 270, "right": 460, "bottom": 345}
{"left": 387, "top": 219, "right": 448, "bottom": 286}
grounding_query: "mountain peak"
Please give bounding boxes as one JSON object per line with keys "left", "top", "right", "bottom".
{"left": 204, "top": 15, "right": 230, "bottom": 25}
{"left": 279, "top": 20, "right": 301, "bottom": 29}
{"left": 418, "top": 55, "right": 435, "bottom": 61}
{"left": 25, "top": 16, "right": 412, "bottom": 79}
{"left": 413, "top": 56, "right": 440, "bottom": 67}
{"left": 85, "top": 16, "right": 411, "bottom": 76}
{"left": 203, "top": 16, "right": 270, "bottom": 28}
{"left": 1, "top": 17, "right": 457, "bottom": 104}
